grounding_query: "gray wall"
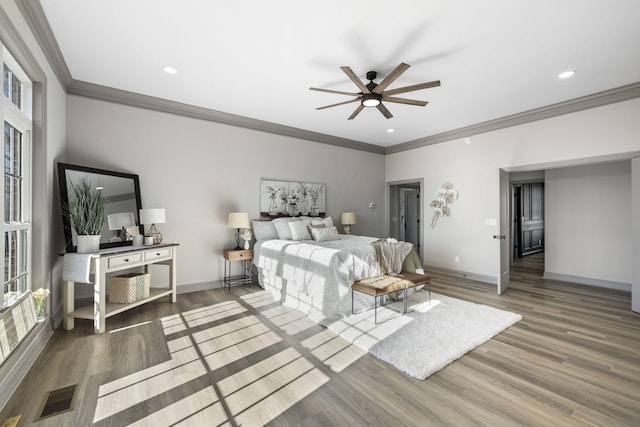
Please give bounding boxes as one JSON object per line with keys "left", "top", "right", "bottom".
{"left": 545, "top": 162, "right": 631, "bottom": 287}
{"left": 386, "top": 97, "right": 640, "bottom": 290}
{"left": 65, "top": 95, "right": 386, "bottom": 289}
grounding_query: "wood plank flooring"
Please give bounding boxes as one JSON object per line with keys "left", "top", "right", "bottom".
{"left": 2, "top": 255, "right": 639, "bottom": 426}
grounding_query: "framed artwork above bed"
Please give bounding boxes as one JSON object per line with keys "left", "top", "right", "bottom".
{"left": 260, "top": 179, "right": 325, "bottom": 219}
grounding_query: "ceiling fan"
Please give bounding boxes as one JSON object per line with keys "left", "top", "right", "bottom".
{"left": 310, "top": 62, "right": 440, "bottom": 120}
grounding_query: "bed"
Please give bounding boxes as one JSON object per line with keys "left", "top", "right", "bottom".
{"left": 252, "top": 216, "right": 423, "bottom": 324}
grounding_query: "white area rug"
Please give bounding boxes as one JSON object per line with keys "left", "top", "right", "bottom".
{"left": 326, "top": 290, "right": 522, "bottom": 380}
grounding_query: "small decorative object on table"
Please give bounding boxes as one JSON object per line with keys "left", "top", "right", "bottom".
{"left": 32, "top": 287, "right": 50, "bottom": 322}
{"left": 241, "top": 228, "right": 253, "bottom": 250}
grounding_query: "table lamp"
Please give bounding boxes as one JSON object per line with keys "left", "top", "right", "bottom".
{"left": 228, "top": 212, "right": 250, "bottom": 249}
{"left": 139, "top": 208, "right": 166, "bottom": 244}
{"left": 341, "top": 212, "right": 357, "bottom": 234}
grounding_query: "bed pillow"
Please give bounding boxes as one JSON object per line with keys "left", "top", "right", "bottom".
{"left": 311, "top": 226, "right": 340, "bottom": 242}
{"left": 272, "top": 217, "right": 300, "bottom": 240}
{"left": 252, "top": 220, "right": 278, "bottom": 241}
{"left": 289, "top": 219, "right": 312, "bottom": 241}
{"left": 311, "top": 216, "right": 333, "bottom": 228}
{"left": 307, "top": 223, "right": 325, "bottom": 235}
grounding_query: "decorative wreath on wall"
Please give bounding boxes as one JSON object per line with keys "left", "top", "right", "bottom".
{"left": 429, "top": 182, "right": 458, "bottom": 228}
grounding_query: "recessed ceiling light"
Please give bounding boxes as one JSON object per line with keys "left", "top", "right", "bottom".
{"left": 163, "top": 66, "right": 178, "bottom": 74}
{"left": 387, "top": 128, "right": 395, "bottom": 133}
{"left": 464, "top": 137, "right": 472, "bottom": 144}
{"left": 558, "top": 70, "right": 575, "bottom": 79}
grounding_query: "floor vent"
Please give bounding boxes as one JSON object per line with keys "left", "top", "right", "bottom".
{"left": 36, "top": 384, "right": 77, "bottom": 420}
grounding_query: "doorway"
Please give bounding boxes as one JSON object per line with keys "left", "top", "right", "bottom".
{"left": 508, "top": 175, "right": 546, "bottom": 281}
{"left": 513, "top": 182, "right": 545, "bottom": 258}
{"left": 388, "top": 180, "right": 423, "bottom": 255}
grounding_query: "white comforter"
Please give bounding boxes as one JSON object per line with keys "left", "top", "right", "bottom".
{"left": 253, "top": 235, "right": 414, "bottom": 322}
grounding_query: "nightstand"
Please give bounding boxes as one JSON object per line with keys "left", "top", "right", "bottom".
{"left": 223, "top": 249, "right": 253, "bottom": 290}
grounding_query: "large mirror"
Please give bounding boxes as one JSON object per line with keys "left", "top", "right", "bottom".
{"left": 57, "top": 162, "right": 143, "bottom": 252}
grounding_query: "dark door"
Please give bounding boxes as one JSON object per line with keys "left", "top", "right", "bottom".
{"left": 518, "top": 182, "right": 544, "bottom": 257}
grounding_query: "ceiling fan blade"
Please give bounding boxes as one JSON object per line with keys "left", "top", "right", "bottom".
{"left": 316, "top": 98, "right": 361, "bottom": 110}
{"left": 348, "top": 104, "right": 365, "bottom": 120}
{"left": 340, "top": 66, "right": 370, "bottom": 94}
{"left": 309, "top": 87, "right": 360, "bottom": 97}
{"left": 382, "top": 96, "right": 428, "bottom": 106}
{"left": 372, "top": 63, "right": 410, "bottom": 94}
{"left": 376, "top": 103, "right": 393, "bottom": 119}
{"left": 383, "top": 80, "right": 441, "bottom": 96}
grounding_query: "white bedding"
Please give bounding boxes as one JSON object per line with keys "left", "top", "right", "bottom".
{"left": 253, "top": 235, "right": 418, "bottom": 323}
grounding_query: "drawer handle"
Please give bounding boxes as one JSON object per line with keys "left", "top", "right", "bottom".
{"left": 156, "top": 253, "right": 161, "bottom": 256}
{"left": 124, "top": 258, "right": 129, "bottom": 262}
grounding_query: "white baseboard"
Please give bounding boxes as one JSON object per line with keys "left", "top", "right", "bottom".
{"left": 176, "top": 280, "right": 222, "bottom": 294}
{"left": 543, "top": 272, "right": 631, "bottom": 292}
{"left": 423, "top": 265, "right": 497, "bottom": 285}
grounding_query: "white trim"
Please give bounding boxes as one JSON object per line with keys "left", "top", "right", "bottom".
{"left": 423, "top": 264, "right": 497, "bottom": 285}
{"left": 543, "top": 272, "right": 631, "bottom": 293}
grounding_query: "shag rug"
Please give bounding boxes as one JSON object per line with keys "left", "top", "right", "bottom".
{"left": 326, "top": 290, "right": 522, "bottom": 380}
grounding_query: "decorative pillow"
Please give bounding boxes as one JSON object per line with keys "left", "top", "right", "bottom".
{"left": 252, "top": 220, "right": 278, "bottom": 241}
{"left": 311, "top": 226, "right": 340, "bottom": 242}
{"left": 272, "top": 217, "right": 300, "bottom": 240}
{"left": 307, "top": 223, "right": 325, "bottom": 235}
{"left": 289, "top": 220, "right": 312, "bottom": 241}
{"left": 311, "top": 217, "right": 333, "bottom": 228}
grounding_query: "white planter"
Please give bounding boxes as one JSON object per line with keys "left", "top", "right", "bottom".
{"left": 77, "top": 235, "right": 101, "bottom": 253}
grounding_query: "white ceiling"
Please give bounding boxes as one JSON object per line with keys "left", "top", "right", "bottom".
{"left": 39, "top": 0, "right": 640, "bottom": 148}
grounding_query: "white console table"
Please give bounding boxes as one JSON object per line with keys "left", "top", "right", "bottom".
{"left": 63, "top": 243, "right": 178, "bottom": 334}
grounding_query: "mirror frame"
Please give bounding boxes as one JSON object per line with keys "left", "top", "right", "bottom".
{"left": 57, "top": 162, "right": 143, "bottom": 253}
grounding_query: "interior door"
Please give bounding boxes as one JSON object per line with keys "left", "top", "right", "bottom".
{"left": 404, "top": 189, "right": 419, "bottom": 250}
{"left": 498, "top": 169, "right": 510, "bottom": 294}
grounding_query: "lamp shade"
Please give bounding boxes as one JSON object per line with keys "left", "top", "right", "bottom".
{"left": 341, "top": 212, "right": 357, "bottom": 225}
{"left": 139, "top": 208, "right": 166, "bottom": 225}
{"left": 228, "top": 212, "right": 250, "bottom": 229}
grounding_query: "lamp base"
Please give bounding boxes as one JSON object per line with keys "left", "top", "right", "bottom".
{"left": 234, "top": 228, "right": 242, "bottom": 250}
{"left": 343, "top": 225, "right": 352, "bottom": 234}
{"left": 146, "top": 223, "right": 163, "bottom": 245}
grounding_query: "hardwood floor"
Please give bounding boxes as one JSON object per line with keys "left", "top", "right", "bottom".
{"left": 2, "top": 260, "right": 639, "bottom": 426}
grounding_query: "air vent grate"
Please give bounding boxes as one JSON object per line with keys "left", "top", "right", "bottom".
{"left": 36, "top": 384, "right": 77, "bottom": 420}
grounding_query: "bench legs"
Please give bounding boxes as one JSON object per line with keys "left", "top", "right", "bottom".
{"left": 352, "top": 286, "right": 409, "bottom": 324}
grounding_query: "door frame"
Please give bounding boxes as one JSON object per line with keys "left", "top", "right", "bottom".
{"left": 498, "top": 151, "right": 640, "bottom": 297}
{"left": 387, "top": 178, "right": 424, "bottom": 257}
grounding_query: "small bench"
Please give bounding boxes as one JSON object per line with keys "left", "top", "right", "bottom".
{"left": 351, "top": 272, "right": 432, "bottom": 323}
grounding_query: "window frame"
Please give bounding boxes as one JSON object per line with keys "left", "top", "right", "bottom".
{"left": 1, "top": 44, "right": 32, "bottom": 312}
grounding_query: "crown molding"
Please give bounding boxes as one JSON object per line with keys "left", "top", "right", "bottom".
{"left": 385, "top": 81, "right": 640, "bottom": 155}
{"left": 17, "top": 0, "right": 72, "bottom": 88}
{"left": 67, "top": 79, "right": 385, "bottom": 154}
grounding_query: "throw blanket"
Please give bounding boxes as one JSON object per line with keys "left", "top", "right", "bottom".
{"left": 372, "top": 238, "right": 424, "bottom": 301}
{"left": 372, "top": 238, "right": 415, "bottom": 275}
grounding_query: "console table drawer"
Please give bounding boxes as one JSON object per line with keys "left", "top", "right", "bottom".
{"left": 145, "top": 247, "right": 172, "bottom": 261}
{"left": 108, "top": 253, "right": 143, "bottom": 268}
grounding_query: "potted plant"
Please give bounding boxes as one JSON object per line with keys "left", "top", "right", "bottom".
{"left": 63, "top": 178, "right": 106, "bottom": 253}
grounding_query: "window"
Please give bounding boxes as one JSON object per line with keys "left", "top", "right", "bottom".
{"left": 1, "top": 45, "right": 32, "bottom": 311}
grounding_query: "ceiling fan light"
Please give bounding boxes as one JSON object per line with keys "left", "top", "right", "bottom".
{"left": 362, "top": 94, "right": 381, "bottom": 107}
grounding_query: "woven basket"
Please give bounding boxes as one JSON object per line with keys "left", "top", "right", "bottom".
{"left": 109, "top": 273, "right": 150, "bottom": 303}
